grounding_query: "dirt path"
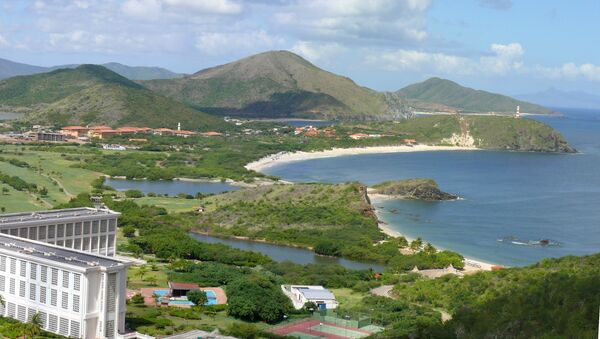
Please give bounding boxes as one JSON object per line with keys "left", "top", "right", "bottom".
{"left": 370, "top": 285, "right": 395, "bottom": 298}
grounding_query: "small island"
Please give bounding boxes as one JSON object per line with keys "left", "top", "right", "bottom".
{"left": 371, "top": 178, "right": 458, "bottom": 201}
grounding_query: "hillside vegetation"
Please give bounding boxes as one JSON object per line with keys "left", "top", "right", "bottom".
{"left": 142, "top": 51, "right": 410, "bottom": 120}
{"left": 386, "top": 253, "right": 600, "bottom": 338}
{"left": 371, "top": 178, "right": 457, "bottom": 201}
{"left": 398, "top": 77, "right": 554, "bottom": 114}
{"left": 0, "top": 65, "right": 224, "bottom": 129}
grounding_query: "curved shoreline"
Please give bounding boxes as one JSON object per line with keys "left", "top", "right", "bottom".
{"left": 245, "top": 145, "right": 480, "bottom": 172}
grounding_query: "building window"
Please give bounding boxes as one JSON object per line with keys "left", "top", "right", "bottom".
{"left": 66, "top": 223, "right": 73, "bottom": 237}
{"left": 100, "top": 219, "right": 107, "bottom": 233}
{"left": 70, "top": 320, "right": 80, "bottom": 338}
{"left": 75, "top": 222, "right": 82, "bottom": 236}
{"left": 19, "top": 280, "right": 25, "bottom": 297}
{"left": 51, "top": 268, "right": 58, "bottom": 285}
{"left": 39, "top": 225, "right": 46, "bottom": 240}
{"left": 100, "top": 235, "right": 107, "bottom": 249}
{"left": 72, "top": 295, "right": 80, "bottom": 313}
{"left": 83, "top": 237, "right": 90, "bottom": 251}
{"left": 0, "top": 255, "right": 5, "bottom": 271}
{"left": 40, "top": 286, "right": 47, "bottom": 304}
{"left": 7, "top": 302, "right": 15, "bottom": 318}
{"left": 0, "top": 275, "right": 4, "bottom": 292}
{"left": 83, "top": 222, "right": 90, "bottom": 234}
{"left": 65, "top": 239, "right": 73, "bottom": 248}
{"left": 17, "top": 305, "right": 26, "bottom": 321}
{"left": 62, "top": 292, "right": 68, "bottom": 309}
{"left": 19, "top": 260, "right": 26, "bottom": 277}
{"left": 57, "top": 224, "right": 64, "bottom": 238}
{"left": 59, "top": 317, "right": 69, "bottom": 336}
{"left": 74, "top": 238, "right": 81, "bottom": 250}
{"left": 105, "top": 320, "right": 114, "bottom": 337}
{"left": 92, "top": 220, "right": 99, "bottom": 234}
{"left": 50, "top": 289, "right": 57, "bottom": 306}
{"left": 41, "top": 266, "right": 48, "bottom": 282}
{"left": 73, "top": 274, "right": 81, "bottom": 291}
{"left": 107, "top": 273, "right": 117, "bottom": 312}
{"left": 19, "top": 228, "right": 27, "bottom": 238}
{"left": 48, "top": 225, "right": 55, "bottom": 239}
{"left": 29, "top": 227, "right": 37, "bottom": 240}
{"left": 9, "top": 278, "right": 15, "bottom": 295}
{"left": 29, "top": 283, "right": 36, "bottom": 301}
{"left": 10, "top": 258, "right": 16, "bottom": 274}
{"left": 91, "top": 236, "right": 98, "bottom": 250}
{"left": 38, "top": 311, "right": 47, "bottom": 329}
{"left": 48, "top": 314, "right": 58, "bottom": 332}
{"left": 30, "top": 263, "right": 37, "bottom": 280}
{"left": 109, "top": 219, "right": 116, "bottom": 232}
{"left": 62, "top": 271, "right": 69, "bottom": 288}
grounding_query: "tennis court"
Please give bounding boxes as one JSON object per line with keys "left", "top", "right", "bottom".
{"left": 310, "top": 323, "right": 370, "bottom": 338}
{"left": 270, "top": 318, "right": 375, "bottom": 339}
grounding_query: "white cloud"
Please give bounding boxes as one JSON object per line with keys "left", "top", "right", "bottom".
{"left": 195, "top": 30, "right": 284, "bottom": 56}
{"left": 274, "top": 0, "right": 431, "bottom": 45}
{"left": 0, "top": 34, "right": 9, "bottom": 48}
{"left": 291, "top": 41, "right": 344, "bottom": 62}
{"left": 533, "top": 63, "right": 600, "bottom": 82}
{"left": 122, "top": 0, "right": 162, "bottom": 18}
{"left": 163, "top": 0, "right": 243, "bottom": 14}
{"left": 479, "top": 42, "right": 524, "bottom": 74}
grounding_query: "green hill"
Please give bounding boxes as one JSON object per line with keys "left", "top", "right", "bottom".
{"left": 0, "top": 65, "right": 224, "bottom": 129}
{"left": 142, "top": 50, "right": 410, "bottom": 120}
{"left": 398, "top": 77, "right": 555, "bottom": 115}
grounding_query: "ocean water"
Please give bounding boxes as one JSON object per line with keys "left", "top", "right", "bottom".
{"left": 262, "top": 109, "right": 600, "bottom": 266}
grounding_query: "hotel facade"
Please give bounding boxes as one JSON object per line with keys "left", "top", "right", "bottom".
{"left": 0, "top": 207, "right": 128, "bottom": 338}
{"left": 0, "top": 207, "right": 120, "bottom": 257}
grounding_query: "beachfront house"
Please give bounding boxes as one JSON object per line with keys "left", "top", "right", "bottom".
{"left": 281, "top": 285, "right": 338, "bottom": 310}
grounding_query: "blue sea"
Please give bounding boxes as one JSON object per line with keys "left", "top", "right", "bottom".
{"left": 263, "top": 109, "right": 600, "bottom": 266}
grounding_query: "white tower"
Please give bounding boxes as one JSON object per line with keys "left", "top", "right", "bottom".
{"left": 515, "top": 105, "right": 521, "bottom": 118}
{"left": 177, "top": 122, "right": 181, "bottom": 131}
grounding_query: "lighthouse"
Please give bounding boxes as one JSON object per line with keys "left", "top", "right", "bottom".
{"left": 515, "top": 105, "right": 521, "bottom": 119}
{"left": 177, "top": 122, "right": 181, "bottom": 131}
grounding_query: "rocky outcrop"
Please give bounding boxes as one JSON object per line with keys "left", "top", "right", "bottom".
{"left": 371, "top": 179, "right": 458, "bottom": 201}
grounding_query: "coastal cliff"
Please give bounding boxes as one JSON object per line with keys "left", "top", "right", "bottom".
{"left": 371, "top": 178, "right": 458, "bottom": 201}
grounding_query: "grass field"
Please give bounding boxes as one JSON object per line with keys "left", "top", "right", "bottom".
{"left": 330, "top": 288, "right": 369, "bottom": 309}
{"left": 134, "top": 197, "right": 200, "bottom": 213}
{"left": 0, "top": 145, "right": 101, "bottom": 212}
{"left": 127, "top": 264, "right": 170, "bottom": 290}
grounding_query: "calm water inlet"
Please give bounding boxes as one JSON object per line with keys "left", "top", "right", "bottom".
{"left": 189, "top": 233, "right": 385, "bottom": 271}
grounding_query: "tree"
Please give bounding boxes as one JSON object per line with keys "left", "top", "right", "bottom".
{"left": 410, "top": 238, "right": 423, "bottom": 251}
{"left": 125, "top": 189, "right": 144, "bottom": 198}
{"left": 122, "top": 225, "right": 136, "bottom": 237}
{"left": 226, "top": 276, "right": 292, "bottom": 323}
{"left": 186, "top": 290, "right": 208, "bottom": 306}
{"left": 38, "top": 186, "right": 48, "bottom": 197}
{"left": 137, "top": 265, "right": 148, "bottom": 280}
{"left": 1, "top": 187, "right": 8, "bottom": 195}
{"left": 24, "top": 312, "right": 43, "bottom": 338}
{"left": 227, "top": 322, "right": 259, "bottom": 339}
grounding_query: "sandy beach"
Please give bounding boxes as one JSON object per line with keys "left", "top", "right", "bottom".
{"left": 245, "top": 144, "right": 479, "bottom": 172}
{"left": 369, "top": 191, "right": 496, "bottom": 272}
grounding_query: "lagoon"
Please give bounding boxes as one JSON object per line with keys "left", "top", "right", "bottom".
{"left": 189, "top": 233, "right": 385, "bottom": 271}
{"left": 105, "top": 178, "right": 240, "bottom": 195}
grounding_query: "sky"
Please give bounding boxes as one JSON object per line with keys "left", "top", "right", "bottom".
{"left": 1, "top": 0, "right": 600, "bottom": 95}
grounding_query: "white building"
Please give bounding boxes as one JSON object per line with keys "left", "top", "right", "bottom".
{"left": 281, "top": 285, "right": 338, "bottom": 310}
{"left": 0, "top": 207, "right": 120, "bottom": 257}
{"left": 0, "top": 233, "right": 129, "bottom": 338}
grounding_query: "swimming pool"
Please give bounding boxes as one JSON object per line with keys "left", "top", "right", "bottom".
{"left": 205, "top": 290, "right": 217, "bottom": 305}
{"left": 169, "top": 300, "right": 195, "bottom": 306}
{"left": 153, "top": 290, "right": 169, "bottom": 297}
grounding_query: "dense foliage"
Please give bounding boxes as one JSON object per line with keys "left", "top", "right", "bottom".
{"left": 226, "top": 275, "right": 293, "bottom": 323}
{"left": 392, "top": 254, "right": 600, "bottom": 338}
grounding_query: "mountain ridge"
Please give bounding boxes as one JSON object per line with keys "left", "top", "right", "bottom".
{"left": 398, "top": 77, "right": 555, "bottom": 115}
{"left": 142, "top": 50, "right": 411, "bottom": 121}
{"left": 0, "top": 57, "right": 184, "bottom": 80}
{"left": 0, "top": 64, "right": 223, "bottom": 129}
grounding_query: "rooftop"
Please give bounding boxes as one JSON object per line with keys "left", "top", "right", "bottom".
{"left": 0, "top": 207, "right": 119, "bottom": 225}
{"left": 293, "top": 286, "right": 336, "bottom": 300}
{"left": 169, "top": 282, "right": 200, "bottom": 290}
{"left": 0, "top": 233, "right": 124, "bottom": 269}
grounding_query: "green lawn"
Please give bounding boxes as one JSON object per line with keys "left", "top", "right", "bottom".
{"left": 0, "top": 145, "right": 101, "bottom": 212}
{"left": 330, "top": 288, "right": 369, "bottom": 309}
{"left": 128, "top": 264, "right": 170, "bottom": 290}
{"left": 134, "top": 197, "right": 201, "bottom": 213}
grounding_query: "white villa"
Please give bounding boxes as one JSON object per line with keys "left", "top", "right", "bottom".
{"left": 281, "top": 285, "right": 338, "bottom": 310}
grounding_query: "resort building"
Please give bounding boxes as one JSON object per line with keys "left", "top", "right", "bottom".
{"left": 36, "top": 131, "right": 66, "bottom": 142}
{"left": 0, "top": 233, "right": 130, "bottom": 338}
{"left": 281, "top": 285, "right": 338, "bottom": 310}
{"left": 60, "top": 126, "right": 90, "bottom": 138}
{"left": 0, "top": 207, "right": 120, "bottom": 257}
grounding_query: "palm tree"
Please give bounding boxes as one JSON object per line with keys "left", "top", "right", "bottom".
{"left": 0, "top": 293, "right": 5, "bottom": 314}
{"left": 137, "top": 265, "right": 148, "bottom": 280}
{"left": 24, "top": 312, "right": 43, "bottom": 338}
